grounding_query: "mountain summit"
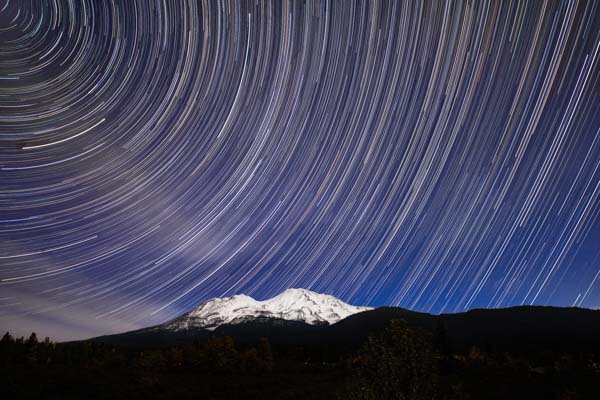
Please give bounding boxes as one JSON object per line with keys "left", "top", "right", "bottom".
{"left": 161, "top": 288, "right": 372, "bottom": 331}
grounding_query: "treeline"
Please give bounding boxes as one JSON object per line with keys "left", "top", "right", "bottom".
{"left": 1, "top": 331, "right": 274, "bottom": 374}
{"left": 1, "top": 321, "right": 599, "bottom": 399}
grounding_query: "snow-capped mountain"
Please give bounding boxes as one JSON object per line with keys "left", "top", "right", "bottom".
{"left": 161, "top": 288, "right": 372, "bottom": 331}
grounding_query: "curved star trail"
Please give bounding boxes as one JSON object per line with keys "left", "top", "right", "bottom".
{"left": 0, "top": 0, "right": 599, "bottom": 339}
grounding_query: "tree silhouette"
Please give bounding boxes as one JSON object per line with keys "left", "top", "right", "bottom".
{"left": 345, "top": 319, "right": 437, "bottom": 400}
{"left": 26, "top": 332, "right": 38, "bottom": 345}
{"left": 205, "top": 336, "right": 238, "bottom": 372}
{"left": 257, "top": 337, "right": 274, "bottom": 372}
{"left": 433, "top": 319, "right": 451, "bottom": 359}
{"left": 1, "top": 332, "right": 13, "bottom": 344}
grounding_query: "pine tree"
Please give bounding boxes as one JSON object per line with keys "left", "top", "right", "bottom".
{"left": 26, "top": 332, "right": 39, "bottom": 364}
{"left": 345, "top": 319, "right": 437, "bottom": 400}
{"left": 1, "top": 332, "right": 13, "bottom": 343}
{"left": 257, "top": 337, "right": 274, "bottom": 372}
{"left": 27, "top": 332, "right": 38, "bottom": 345}
{"left": 0, "top": 331, "right": 15, "bottom": 366}
{"left": 433, "top": 319, "right": 451, "bottom": 359}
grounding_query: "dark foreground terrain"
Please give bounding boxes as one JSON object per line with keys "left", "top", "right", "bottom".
{"left": 2, "top": 306, "right": 599, "bottom": 399}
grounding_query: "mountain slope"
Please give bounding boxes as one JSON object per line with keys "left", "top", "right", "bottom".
{"left": 88, "top": 289, "right": 600, "bottom": 355}
{"left": 324, "top": 305, "right": 600, "bottom": 353}
{"left": 159, "top": 288, "right": 372, "bottom": 331}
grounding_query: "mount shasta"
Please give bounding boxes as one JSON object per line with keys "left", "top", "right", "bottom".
{"left": 158, "top": 288, "right": 372, "bottom": 331}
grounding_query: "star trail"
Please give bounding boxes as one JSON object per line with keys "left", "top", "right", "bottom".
{"left": 0, "top": 0, "right": 599, "bottom": 340}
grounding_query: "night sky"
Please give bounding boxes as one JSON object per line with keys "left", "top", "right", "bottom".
{"left": 1, "top": 0, "right": 599, "bottom": 341}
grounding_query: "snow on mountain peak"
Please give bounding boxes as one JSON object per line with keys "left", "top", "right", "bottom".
{"left": 162, "top": 288, "right": 372, "bottom": 331}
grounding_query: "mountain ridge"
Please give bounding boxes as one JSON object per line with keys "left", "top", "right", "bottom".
{"left": 88, "top": 290, "right": 600, "bottom": 356}
{"left": 156, "top": 288, "right": 372, "bottom": 331}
